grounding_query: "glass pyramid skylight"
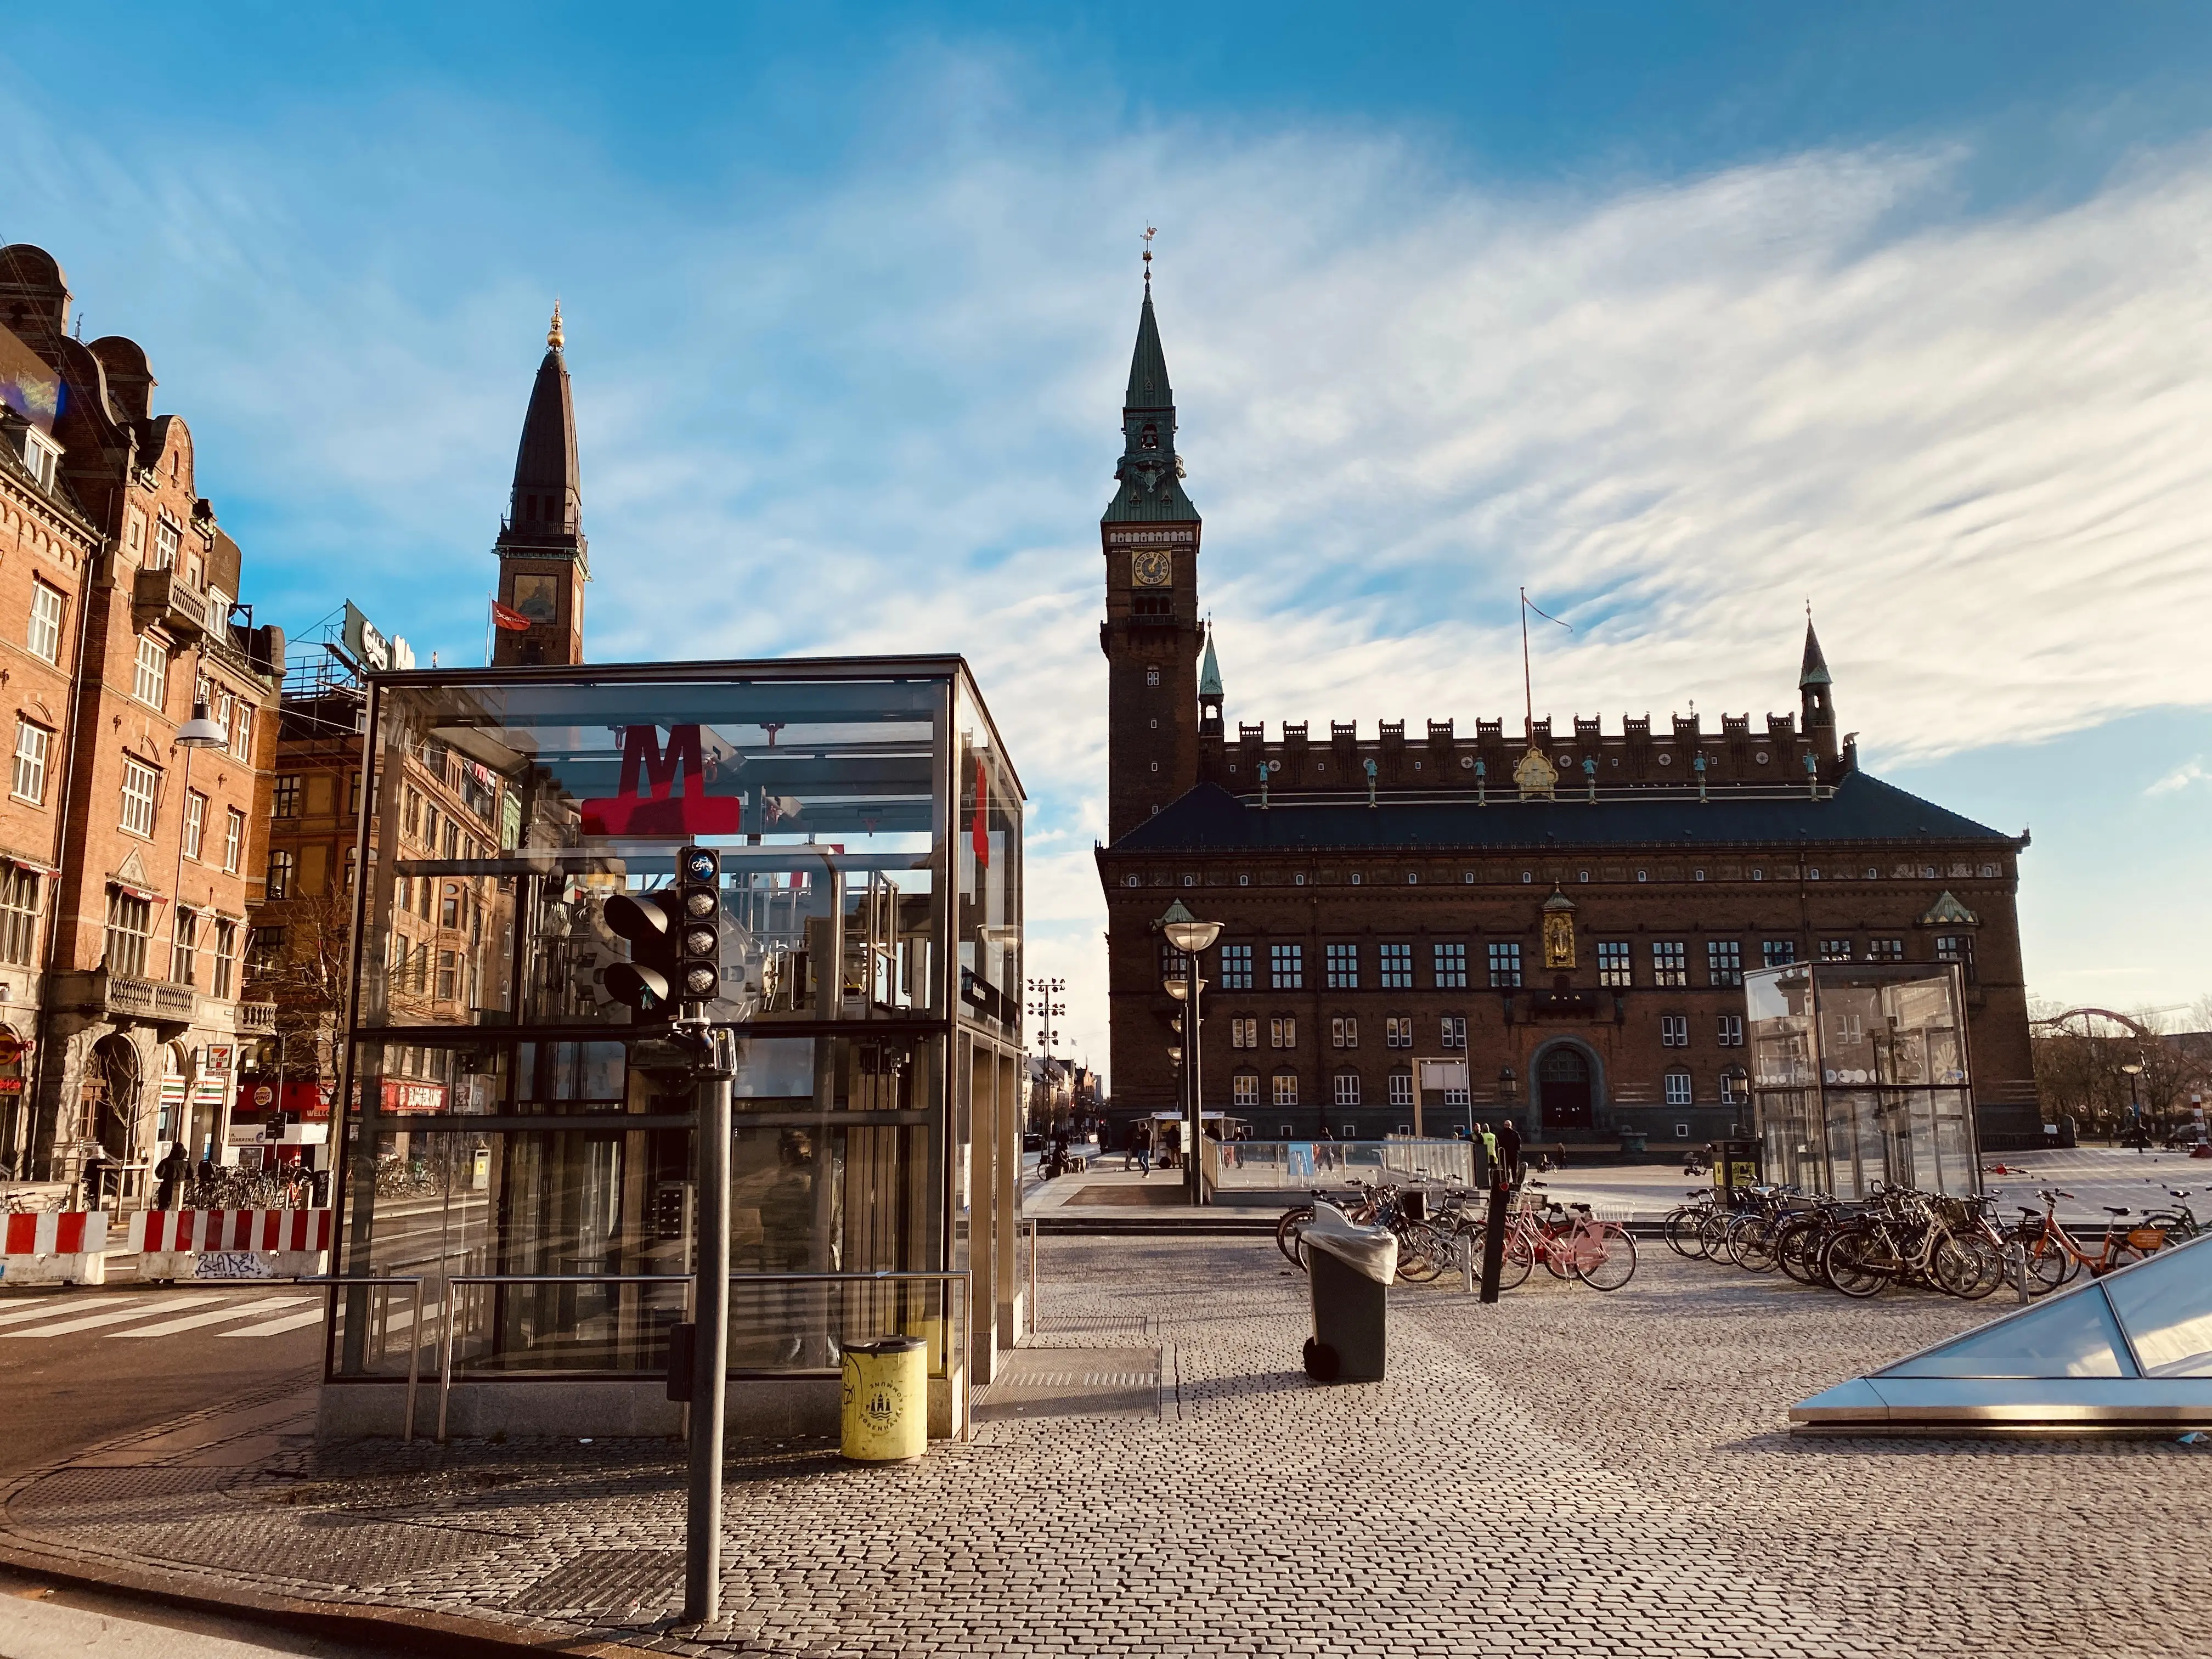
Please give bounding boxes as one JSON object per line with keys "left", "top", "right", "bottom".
{"left": 1792, "top": 1232, "right": 2212, "bottom": 1430}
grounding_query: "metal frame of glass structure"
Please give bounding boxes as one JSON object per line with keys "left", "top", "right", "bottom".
{"left": 315, "top": 656, "right": 1026, "bottom": 1440}
{"left": 1745, "top": 962, "right": 1981, "bottom": 1201}
{"left": 1793, "top": 1232, "right": 2212, "bottom": 1431}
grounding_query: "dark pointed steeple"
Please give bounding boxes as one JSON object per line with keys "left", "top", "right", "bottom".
{"left": 1103, "top": 273, "right": 1199, "bottom": 526}
{"left": 1800, "top": 613, "right": 1837, "bottom": 769}
{"left": 493, "top": 303, "right": 588, "bottom": 667}
{"left": 503, "top": 301, "right": 584, "bottom": 552}
{"left": 1799, "top": 617, "right": 1831, "bottom": 690}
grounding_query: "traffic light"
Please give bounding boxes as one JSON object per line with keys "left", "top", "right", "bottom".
{"left": 603, "top": 888, "right": 682, "bottom": 1014}
{"left": 673, "top": 845, "right": 722, "bottom": 1007}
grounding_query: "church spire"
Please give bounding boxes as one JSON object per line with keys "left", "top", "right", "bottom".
{"left": 1799, "top": 614, "right": 1831, "bottom": 690}
{"left": 1799, "top": 611, "right": 1837, "bottom": 770}
{"left": 493, "top": 304, "right": 589, "bottom": 666}
{"left": 1103, "top": 260, "right": 1199, "bottom": 527}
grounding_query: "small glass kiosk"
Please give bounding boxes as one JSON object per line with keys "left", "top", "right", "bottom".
{"left": 1746, "top": 962, "right": 1980, "bottom": 1201}
{"left": 317, "top": 657, "right": 1024, "bottom": 1441}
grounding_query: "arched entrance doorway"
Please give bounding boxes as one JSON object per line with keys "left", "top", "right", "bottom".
{"left": 88, "top": 1034, "right": 141, "bottom": 1161}
{"left": 1537, "top": 1045, "right": 1594, "bottom": 1131}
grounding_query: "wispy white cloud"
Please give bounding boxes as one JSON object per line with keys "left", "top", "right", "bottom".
{"left": 7, "top": 57, "right": 2212, "bottom": 1074}
{"left": 2147, "top": 758, "right": 2209, "bottom": 796}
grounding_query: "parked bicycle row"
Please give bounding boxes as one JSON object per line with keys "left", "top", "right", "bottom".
{"left": 1276, "top": 1178, "right": 1638, "bottom": 1291}
{"left": 1664, "top": 1178, "right": 2202, "bottom": 1300}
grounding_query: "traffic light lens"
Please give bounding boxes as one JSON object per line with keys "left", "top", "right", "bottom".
{"left": 682, "top": 965, "right": 719, "bottom": 997}
{"left": 682, "top": 926, "right": 718, "bottom": 955}
{"left": 683, "top": 849, "right": 718, "bottom": 881}
{"left": 684, "top": 890, "right": 717, "bottom": 918}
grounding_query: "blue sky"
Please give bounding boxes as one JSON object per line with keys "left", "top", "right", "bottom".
{"left": 5, "top": 3, "right": 2211, "bottom": 1072}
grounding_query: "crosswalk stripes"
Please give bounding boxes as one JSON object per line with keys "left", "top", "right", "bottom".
{"left": 0, "top": 1293, "right": 326, "bottom": 1340}
{"left": 116, "top": 1296, "right": 314, "bottom": 1339}
{"left": 0, "top": 1295, "right": 142, "bottom": 1329}
{"left": 0, "top": 1296, "right": 227, "bottom": 1337}
{"left": 218, "top": 1306, "right": 328, "bottom": 1339}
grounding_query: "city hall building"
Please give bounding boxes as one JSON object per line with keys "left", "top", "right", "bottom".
{"left": 1093, "top": 280, "right": 2040, "bottom": 1153}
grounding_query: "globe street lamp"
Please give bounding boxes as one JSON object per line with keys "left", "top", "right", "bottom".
{"left": 1159, "top": 902, "right": 1223, "bottom": 1206}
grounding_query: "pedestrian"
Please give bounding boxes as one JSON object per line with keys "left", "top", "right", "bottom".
{"left": 153, "top": 1141, "right": 188, "bottom": 1211}
{"left": 80, "top": 1149, "right": 112, "bottom": 1211}
{"left": 1478, "top": 1120, "right": 1499, "bottom": 1181}
{"left": 1133, "top": 1119, "right": 1152, "bottom": 1176}
{"left": 1496, "top": 1117, "right": 1522, "bottom": 1190}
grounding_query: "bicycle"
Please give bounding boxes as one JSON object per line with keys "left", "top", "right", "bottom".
{"left": 2010, "top": 1189, "right": 2164, "bottom": 1291}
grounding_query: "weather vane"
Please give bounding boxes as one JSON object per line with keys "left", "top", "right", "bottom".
{"left": 1142, "top": 225, "right": 1156, "bottom": 288}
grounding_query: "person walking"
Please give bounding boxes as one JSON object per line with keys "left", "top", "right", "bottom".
{"left": 1133, "top": 1119, "right": 1153, "bottom": 1176}
{"left": 1496, "top": 1117, "right": 1522, "bottom": 1191}
{"left": 1477, "top": 1121, "right": 1499, "bottom": 1185}
{"left": 153, "top": 1141, "right": 188, "bottom": 1211}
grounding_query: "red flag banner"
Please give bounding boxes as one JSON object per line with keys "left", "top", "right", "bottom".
{"left": 491, "top": 599, "right": 532, "bottom": 632}
{"left": 970, "top": 757, "right": 990, "bottom": 868}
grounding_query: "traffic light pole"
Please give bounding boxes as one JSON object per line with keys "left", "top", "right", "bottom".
{"left": 683, "top": 1028, "right": 733, "bottom": 1626}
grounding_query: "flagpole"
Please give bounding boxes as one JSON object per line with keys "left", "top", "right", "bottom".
{"left": 1520, "top": 587, "right": 1533, "bottom": 747}
{"left": 485, "top": 594, "right": 493, "bottom": 667}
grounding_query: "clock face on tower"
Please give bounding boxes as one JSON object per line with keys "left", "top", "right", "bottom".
{"left": 1131, "top": 549, "right": 1173, "bottom": 588}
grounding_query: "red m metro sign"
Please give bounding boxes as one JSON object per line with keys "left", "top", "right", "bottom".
{"left": 581, "top": 725, "right": 743, "bottom": 837}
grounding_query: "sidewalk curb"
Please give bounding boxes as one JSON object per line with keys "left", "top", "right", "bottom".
{"left": 0, "top": 1379, "right": 655, "bottom": 1658}
{"left": 0, "top": 1534, "right": 651, "bottom": 1658}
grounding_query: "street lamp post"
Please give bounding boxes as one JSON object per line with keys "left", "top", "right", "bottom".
{"left": 1159, "top": 902, "right": 1223, "bottom": 1207}
{"left": 2121, "top": 1060, "right": 2145, "bottom": 1150}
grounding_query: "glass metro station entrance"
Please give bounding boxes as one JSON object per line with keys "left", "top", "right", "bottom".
{"left": 317, "top": 657, "right": 1025, "bottom": 1441}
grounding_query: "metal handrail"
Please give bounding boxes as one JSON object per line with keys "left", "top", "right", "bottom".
{"left": 300, "top": 1274, "right": 425, "bottom": 1443}
{"left": 435, "top": 1269, "right": 972, "bottom": 1443}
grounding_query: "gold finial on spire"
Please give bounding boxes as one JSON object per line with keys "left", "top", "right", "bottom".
{"left": 1141, "top": 225, "right": 1156, "bottom": 289}
{"left": 548, "top": 298, "right": 565, "bottom": 349}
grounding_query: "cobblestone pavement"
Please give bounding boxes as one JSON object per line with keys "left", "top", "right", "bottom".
{"left": 5, "top": 1242, "right": 2208, "bottom": 1658}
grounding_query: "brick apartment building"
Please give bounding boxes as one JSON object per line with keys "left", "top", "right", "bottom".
{"left": 241, "top": 309, "right": 569, "bottom": 1132}
{"left": 0, "top": 243, "right": 283, "bottom": 1196}
{"left": 1092, "top": 279, "right": 2040, "bottom": 1153}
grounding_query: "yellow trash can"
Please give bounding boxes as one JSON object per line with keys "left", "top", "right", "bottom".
{"left": 840, "top": 1336, "right": 928, "bottom": 1463}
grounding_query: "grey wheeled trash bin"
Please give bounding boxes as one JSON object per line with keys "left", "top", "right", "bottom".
{"left": 1302, "top": 1206, "right": 1398, "bottom": 1383}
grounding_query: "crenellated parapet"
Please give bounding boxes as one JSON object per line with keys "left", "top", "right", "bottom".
{"left": 1197, "top": 707, "right": 1842, "bottom": 800}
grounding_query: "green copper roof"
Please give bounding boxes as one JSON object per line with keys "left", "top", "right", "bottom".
{"left": 1801, "top": 620, "right": 1832, "bottom": 689}
{"left": 1126, "top": 290, "right": 1172, "bottom": 408}
{"left": 1198, "top": 629, "right": 1223, "bottom": 697}
{"left": 1103, "top": 286, "right": 1201, "bottom": 526}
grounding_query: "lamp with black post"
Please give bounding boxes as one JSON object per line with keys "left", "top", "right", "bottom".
{"left": 2121, "top": 1059, "right": 2145, "bottom": 1152}
{"left": 170, "top": 687, "right": 228, "bottom": 1166}
{"left": 1159, "top": 901, "right": 1223, "bottom": 1206}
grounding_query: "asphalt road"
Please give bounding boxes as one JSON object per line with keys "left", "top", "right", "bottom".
{"left": 0, "top": 1285, "right": 324, "bottom": 1480}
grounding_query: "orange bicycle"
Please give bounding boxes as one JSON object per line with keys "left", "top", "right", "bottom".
{"left": 2011, "top": 1188, "right": 2164, "bottom": 1292}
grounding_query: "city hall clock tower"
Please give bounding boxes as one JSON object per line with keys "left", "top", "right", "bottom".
{"left": 1100, "top": 264, "right": 1203, "bottom": 842}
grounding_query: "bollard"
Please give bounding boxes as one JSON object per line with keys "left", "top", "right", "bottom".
{"left": 1479, "top": 1177, "right": 1510, "bottom": 1304}
{"left": 1463, "top": 1228, "right": 1476, "bottom": 1295}
{"left": 2008, "top": 1239, "right": 2031, "bottom": 1306}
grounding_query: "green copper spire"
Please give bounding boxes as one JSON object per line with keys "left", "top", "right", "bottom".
{"left": 1800, "top": 617, "right": 1832, "bottom": 689}
{"left": 1198, "top": 627, "right": 1223, "bottom": 697}
{"left": 1103, "top": 280, "right": 1200, "bottom": 526}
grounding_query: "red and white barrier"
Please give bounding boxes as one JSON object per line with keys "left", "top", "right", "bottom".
{"left": 128, "top": 1210, "right": 332, "bottom": 1280}
{"left": 1, "top": 1211, "right": 111, "bottom": 1285}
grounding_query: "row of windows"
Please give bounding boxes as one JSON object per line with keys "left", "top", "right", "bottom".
{"left": 1202, "top": 935, "right": 1949, "bottom": 991}
{"left": 1222, "top": 1068, "right": 1742, "bottom": 1108}
{"left": 1229, "top": 1009, "right": 1756, "bottom": 1051}
{"left": 101, "top": 890, "right": 237, "bottom": 995}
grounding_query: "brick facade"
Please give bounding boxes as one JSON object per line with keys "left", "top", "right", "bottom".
{"left": 1092, "top": 285, "right": 2038, "bottom": 1153}
{"left": 0, "top": 244, "right": 281, "bottom": 1190}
